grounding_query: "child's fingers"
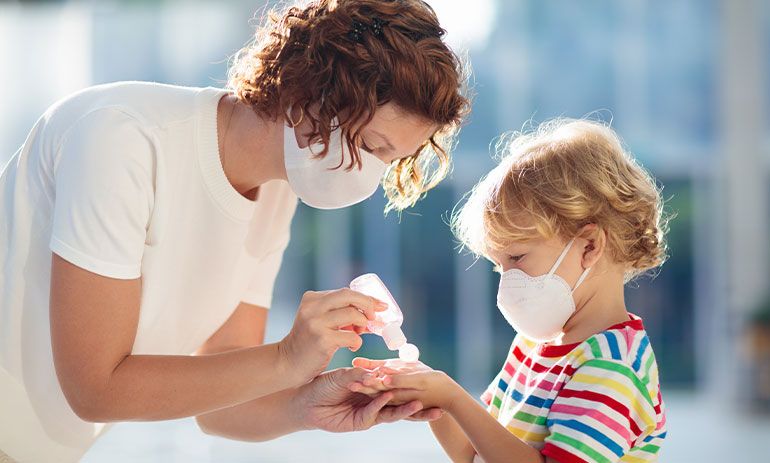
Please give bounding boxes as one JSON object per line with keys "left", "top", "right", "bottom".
{"left": 348, "top": 381, "right": 383, "bottom": 397}
{"left": 373, "top": 365, "right": 406, "bottom": 376}
{"left": 352, "top": 357, "right": 388, "bottom": 370}
{"left": 386, "top": 388, "right": 422, "bottom": 406}
{"left": 382, "top": 372, "right": 425, "bottom": 389}
{"left": 350, "top": 374, "right": 390, "bottom": 393}
{"left": 361, "top": 374, "right": 387, "bottom": 388}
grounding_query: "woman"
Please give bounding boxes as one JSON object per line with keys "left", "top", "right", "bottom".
{"left": 0, "top": 0, "right": 469, "bottom": 461}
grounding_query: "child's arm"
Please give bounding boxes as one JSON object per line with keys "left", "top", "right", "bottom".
{"left": 429, "top": 412, "right": 476, "bottom": 462}
{"left": 383, "top": 370, "right": 547, "bottom": 463}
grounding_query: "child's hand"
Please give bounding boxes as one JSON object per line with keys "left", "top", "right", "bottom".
{"left": 348, "top": 358, "right": 445, "bottom": 421}
{"left": 380, "top": 368, "right": 461, "bottom": 411}
{"left": 348, "top": 357, "right": 430, "bottom": 396}
{"left": 349, "top": 358, "right": 460, "bottom": 411}
{"left": 355, "top": 357, "right": 432, "bottom": 374}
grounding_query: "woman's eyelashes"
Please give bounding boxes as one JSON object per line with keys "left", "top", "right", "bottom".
{"left": 360, "top": 139, "right": 399, "bottom": 164}
{"left": 359, "top": 138, "right": 376, "bottom": 153}
{"left": 508, "top": 254, "right": 525, "bottom": 264}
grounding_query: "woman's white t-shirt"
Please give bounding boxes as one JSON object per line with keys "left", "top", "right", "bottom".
{"left": 0, "top": 82, "right": 298, "bottom": 462}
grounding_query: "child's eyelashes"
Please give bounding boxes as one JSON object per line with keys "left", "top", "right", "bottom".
{"left": 491, "top": 255, "right": 524, "bottom": 273}
{"left": 491, "top": 254, "right": 524, "bottom": 273}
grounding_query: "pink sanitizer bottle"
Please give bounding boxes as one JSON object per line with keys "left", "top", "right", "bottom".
{"left": 350, "top": 273, "right": 419, "bottom": 362}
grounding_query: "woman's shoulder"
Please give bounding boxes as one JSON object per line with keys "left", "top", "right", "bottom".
{"left": 250, "top": 180, "right": 299, "bottom": 235}
{"left": 43, "top": 81, "right": 214, "bottom": 130}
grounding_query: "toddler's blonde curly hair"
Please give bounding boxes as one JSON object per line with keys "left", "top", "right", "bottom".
{"left": 452, "top": 118, "right": 671, "bottom": 281}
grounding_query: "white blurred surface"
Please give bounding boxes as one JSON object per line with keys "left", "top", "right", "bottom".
{"left": 83, "top": 412, "right": 447, "bottom": 463}
{"left": 82, "top": 391, "right": 770, "bottom": 462}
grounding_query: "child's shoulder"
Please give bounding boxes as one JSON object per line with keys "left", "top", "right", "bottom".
{"left": 510, "top": 314, "right": 658, "bottom": 377}
{"left": 516, "top": 315, "right": 656, "bottom": 372}
{"left": 574, "top": 314, "right": 658, "bottom": 383}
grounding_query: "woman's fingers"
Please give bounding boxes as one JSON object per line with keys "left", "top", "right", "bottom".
{"left": 298, "top": 290, "right": 327, "bottom": 303}
{"left": 405, "top": 407, "right": 444, "bottom": 422}
{"left": 332, "top": 366, "right": 368, "bottom": 386}
{"left": 376, "top": 400, "right": 424, "bottom": 424}
{"left": 326, "top": 306, "right": 369, "bottom": 330}
{"left": 283, "top": 287, "right": 386, "bottom": 382}
{"left": 361, "top": 391, "right": 394, "bottom": 426}
{"left": 340, "top": 324, "right": 368, "bottom": 335}
{"left": 322, "top": 288, "right": 387, "bottom": 320}
{"left": 335, "top": 330, "right": 363, "bottom": 352}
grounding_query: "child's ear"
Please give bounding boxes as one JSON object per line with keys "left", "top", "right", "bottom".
{"left": 578, "top": 223, "right": 606, "bottom": 269}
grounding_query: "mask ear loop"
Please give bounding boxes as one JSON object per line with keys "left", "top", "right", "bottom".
{"left": 571, "top": 267, "right": 591, "bottom": 294}
{"left": 546, "top": 238, "right": 576, "bottom": 278}
{"left": 546, "top": 238, "right": 592, "bottom": 293}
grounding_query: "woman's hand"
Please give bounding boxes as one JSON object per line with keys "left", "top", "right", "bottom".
{"left": 295, "top": 367, "right": 443, "bottom": 432}
{"left": 278, "top": 289, "right": 386, "bottom": 383}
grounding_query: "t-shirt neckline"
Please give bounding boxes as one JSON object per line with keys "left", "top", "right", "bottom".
{"left": 535, "top": 313, "right": 645, "bottom": 357}
{"left": 196, "top": 87, "right": 257, "bottom": 222}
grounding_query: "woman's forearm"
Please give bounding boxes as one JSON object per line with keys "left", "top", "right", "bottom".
{"left": 195, "top": 386, "right": 308, "bottom": 442}
{"left": 75, "top": 342, "right": 296, "bottom": 422}
{"left": 429, "top": 413, "right": 476, "bottom": 462}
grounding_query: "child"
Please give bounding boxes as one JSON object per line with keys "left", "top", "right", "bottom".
{"left": 352, "top": 118, "right": 669, "bottom": 462}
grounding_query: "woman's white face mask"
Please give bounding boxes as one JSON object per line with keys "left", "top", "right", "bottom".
{"left": 283, "top": 124, "right": 388, "bottom": 210}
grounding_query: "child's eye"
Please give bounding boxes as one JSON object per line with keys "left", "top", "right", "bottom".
{"left": 508, "top": 254, "right": 524, "bottom": 263}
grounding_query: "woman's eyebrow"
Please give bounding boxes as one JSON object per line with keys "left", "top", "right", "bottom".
{"left": 370, "top": 129, "right": 395, "bottom": 151}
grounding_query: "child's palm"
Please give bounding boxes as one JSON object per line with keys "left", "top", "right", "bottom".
{"left": 349, "top": 358, "right": 431, "bottom": 396}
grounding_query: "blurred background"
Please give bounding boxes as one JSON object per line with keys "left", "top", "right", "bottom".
{"left": 1, "top": 0, "right": 769, "bottom": 461}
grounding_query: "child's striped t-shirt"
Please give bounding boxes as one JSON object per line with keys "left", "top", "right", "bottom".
{"left": 476, "top": 314, "right": 666, "bottom": 463}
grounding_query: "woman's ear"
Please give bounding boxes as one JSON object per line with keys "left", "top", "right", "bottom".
{"left": 579, "top": 223, "right": 606, "bottom": 269}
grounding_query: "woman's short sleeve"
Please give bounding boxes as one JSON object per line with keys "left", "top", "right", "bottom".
{"left": 50, "top": 108, "right": 155, "bottom": 279}
{"left": 240, "top": 233, "right": 290, "bottom": 309}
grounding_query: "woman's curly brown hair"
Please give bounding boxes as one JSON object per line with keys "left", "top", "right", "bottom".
{"left": 228, "top": 0, "right": 470, "bottom": 212}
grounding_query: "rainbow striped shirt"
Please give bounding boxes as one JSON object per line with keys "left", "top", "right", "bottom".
{"left": 477, "top": 315, "right": 666, "bottom": 463}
